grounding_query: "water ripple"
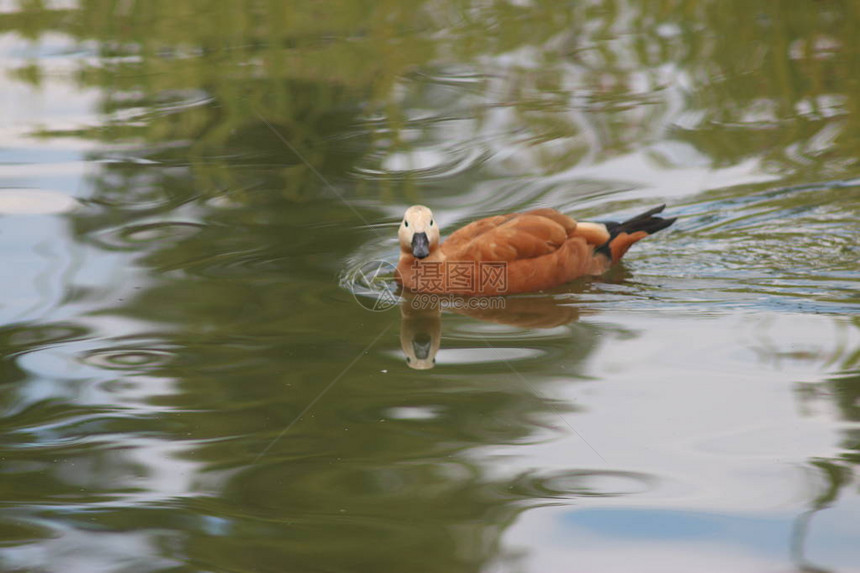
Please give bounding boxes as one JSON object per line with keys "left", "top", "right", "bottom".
{"left": 3, "top": 323, "right": 90, "bottom": 355}
{"left": 82, "top": 347, "right": 176, "bottom": 371}
{"left": 353, "top": 144, "right": 492, "bottom": 181}
{"left": 503, "top": 469, "right": 656, "bottom": 500}
{"left": 605, "top": 178, "right": 860, "bottom": 313}
{"left": 92, "top": 221, "right": 205, "bottom": 250}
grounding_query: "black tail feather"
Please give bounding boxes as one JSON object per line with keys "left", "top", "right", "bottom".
{"left": 595, "top": 204, "right": 676, "bottom": 258}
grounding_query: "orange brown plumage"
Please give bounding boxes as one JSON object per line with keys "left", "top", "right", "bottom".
{"left": 396, "top": 204, "right": 675, "bottom": 295}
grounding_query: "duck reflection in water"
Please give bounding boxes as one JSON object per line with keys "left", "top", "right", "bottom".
{"left": 399, "top": 291, "right": 584, "bottom": 369}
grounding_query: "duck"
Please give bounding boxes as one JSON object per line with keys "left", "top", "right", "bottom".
{"left": 396, "top": 204, "right": 675, "bottom": 295}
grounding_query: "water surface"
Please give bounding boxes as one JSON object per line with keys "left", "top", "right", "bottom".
{"left": 0, "top": 2, "right": 858, "bottom": 572}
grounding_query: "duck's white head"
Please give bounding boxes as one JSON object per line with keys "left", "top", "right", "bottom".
{"left": 399, "top": 205, "right": 440, "bottom": 259}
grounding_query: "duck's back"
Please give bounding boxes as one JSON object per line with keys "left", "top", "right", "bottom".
{"left": 439, "top": 209, "right": 605, "bottom": 295}
{"left": 442, "top": 209, "right": 574, "bottom": 261}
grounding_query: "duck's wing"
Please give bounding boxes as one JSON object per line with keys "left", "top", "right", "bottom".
{"left": 442, "top": 210, "right": 577, "bottom": 262}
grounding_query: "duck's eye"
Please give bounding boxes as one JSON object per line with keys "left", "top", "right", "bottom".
{"left": 430, "top": 220, "right": 434, "bottom": 227}
{"left": 404, "top": 220, "right": 409, "bottom": 228}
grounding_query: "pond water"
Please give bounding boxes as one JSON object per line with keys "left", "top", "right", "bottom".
{"left": 0, "top": 2, "right": 858, "bottom": 572}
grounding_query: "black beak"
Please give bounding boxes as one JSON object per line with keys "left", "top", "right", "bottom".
{"left": 412, "top": 332, "right": 432, "bottom": 360}
{"left": 411, "top": 232, "right": 430, "bottom": 259}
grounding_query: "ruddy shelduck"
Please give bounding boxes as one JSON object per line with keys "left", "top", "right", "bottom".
{"left": 396, "top": 205, "right": 676, "bottom": 295}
